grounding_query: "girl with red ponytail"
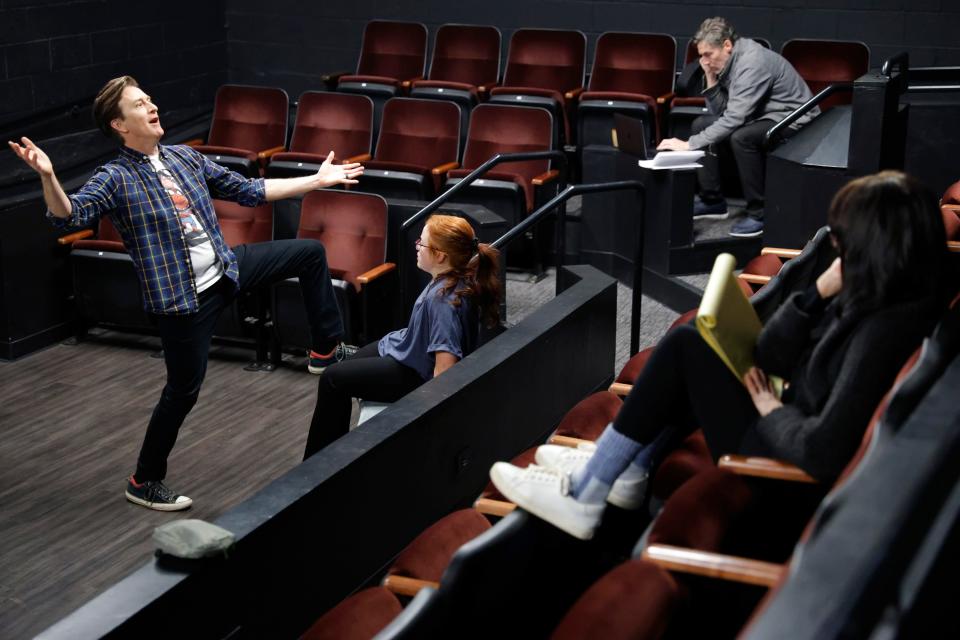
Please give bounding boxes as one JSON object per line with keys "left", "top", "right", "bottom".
{"left": 304, "top": 214, "right": 501, "bottom": 459}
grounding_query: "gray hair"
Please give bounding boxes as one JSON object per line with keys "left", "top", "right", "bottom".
{"left": 693, "top": 17, "right": 738, "bottom": 48}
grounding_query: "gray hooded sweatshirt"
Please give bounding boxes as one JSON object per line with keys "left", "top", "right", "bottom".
{"left": 687, "top": 37, "right": 818, "bottom": 150}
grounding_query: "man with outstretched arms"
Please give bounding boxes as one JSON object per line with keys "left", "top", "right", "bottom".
{"left": 9, "top": 76, "right": 364, "bottom": 511}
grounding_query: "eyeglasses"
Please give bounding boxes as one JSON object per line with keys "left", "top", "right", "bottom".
{"left": 415, "top": 238, "right": 443, "bottom": 253}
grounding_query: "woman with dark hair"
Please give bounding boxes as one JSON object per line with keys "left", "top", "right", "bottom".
{"left": 303, "top": 214, "right": 501, "bottom": 459}
{"left": 491, "top": 171, "right": 951, "bottom": 540}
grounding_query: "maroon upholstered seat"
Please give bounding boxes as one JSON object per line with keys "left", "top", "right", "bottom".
{"left": 272, "top": 190, "right": 394, "bottom": 348}
{"left": 72, "top": 217, "right": 125, "bottom": 253}
{"left": 550, "top": 559, "right": 682, "bottom": 640}
{"left": 359, "top": 97, "right": 461, "bottom": 198}
{"left": 338, "top": 20, "right": 428, "bottom": 89}
{"left": 550, "top": 391, "right": 623, "bottom": 442}
{"left": 268, "top": 92, "right": 373, "bottom": 177}
{"left": 193, "top": 84, "right": 288, "bottom": 177}
{"left": 447, "top": 103, "right": 554, "bottom": 215}
{"left": 300, "top": 586, "right": 402, "bottom": 640}
{"left": 781, "top": 39, "right": 870, "bottom": 111}
{"left": 579, "top": 32, "right": 676, "bottom": 144}
{"left": 385, "top": 509, "right": 492, "bottom": 587}
{"left": 213, "top": 200, "right": 272, "bottom": 247}
{"left": 411, "top": 24, "right": 501, "bottom": 97}
{"left": 487, "top": 28, "right": 586, "bottom": 145}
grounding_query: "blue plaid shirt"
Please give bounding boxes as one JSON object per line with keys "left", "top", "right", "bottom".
{"left": 48, "top": 144, "right": 266, "bottom": 314}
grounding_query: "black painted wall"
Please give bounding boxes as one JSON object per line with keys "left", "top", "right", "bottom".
{"left": 0, "top": 0, "right": 228, "bottom": 128}
{"left": 4, "top": 1, "right": 958, "bottom": 128}
{"left": 225, "top": 0, "right": 960, "bottom": 101}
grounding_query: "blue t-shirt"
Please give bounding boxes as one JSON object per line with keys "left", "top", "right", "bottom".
{"left": 379, "top": 277, "right": 478, "bottom": 380}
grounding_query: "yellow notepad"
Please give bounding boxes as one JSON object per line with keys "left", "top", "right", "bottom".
{"left": 697, "top": 253, "right": 782, "bottom": 395}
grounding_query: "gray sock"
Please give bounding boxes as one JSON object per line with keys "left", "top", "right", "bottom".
{"left": 570, "top": 424, "right": 642, "bottom": 499}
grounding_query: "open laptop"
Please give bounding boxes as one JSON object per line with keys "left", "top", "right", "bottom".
{"left": 612, "top": 113, "right": 654, "bottom": 159}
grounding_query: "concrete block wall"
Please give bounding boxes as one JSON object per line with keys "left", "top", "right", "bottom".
{"left": 0, "top": 0, "right": 228, "bottom": 127}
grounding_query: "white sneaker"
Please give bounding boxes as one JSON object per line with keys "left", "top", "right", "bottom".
{"left": 535, "top": 444, "right": 649, "bottom": 511}
{"left": 489, "top": 462, "right": 604, "bottom": 540}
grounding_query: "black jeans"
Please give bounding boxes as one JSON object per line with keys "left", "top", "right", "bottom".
{"left": 691, "top": 116, "right": 775, "bottom": 220}
{"left": 135, "top": 239, "right": 343, "bottom": 482}
{"left": 612, "top": 324, "right": 772, "bottom": 461}
{"left": 304, "top": 342, "right": 424, "bottom": 459}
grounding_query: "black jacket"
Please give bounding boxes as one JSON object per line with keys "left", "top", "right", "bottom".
{"left": 751, "top": 291, "right": 941, "bottom": 482}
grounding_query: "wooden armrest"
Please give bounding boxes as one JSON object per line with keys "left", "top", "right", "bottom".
{"left": 657, "top": 91, "right": 676, "bottom": 105}
{"left": 642, "top": 544, "right": 784, "bottom": 587}
{"left": 608, "top": 382, "right": 632, "bottom": 397}
{"left": 477, "top": 82, "right": 499, "bottom": 95}
{"left": 183, "top": 138, "right": 204, "bottom": 147}
{"left": 58, "top": 229, "right": 94, "bottom": 245}
{"left": 547, "top": 435, "right": 593, "bottom": 448}
{"left": 564, "top": 87, "right": 585, "bottom": 101}
{"left": 344, "top": 153, "right": 371, "bottom": 164}
{"left": 738, "top": 273, "right": 772, "bottom": 285}
{"left": 381, "top": 575, "right": 439, "bottom": 598}
{"left": 473, "top": 497, "right": 516, "bottom": 517}
{"left": 356, "top": 262, "right": 396, "bottom": 285}
{"left": 532, "top": 169, "right": 560, "bottom": 186}
{"left": 431, "top": 161, "right": 459, "bottom": 176}
{"left": 948, "top": 240, "right": 960, "bottom": 253}
{"left": 257, "top": 145, "right": 286, "bottom": 161}
{"left": 760, "top": 247, "right": 801, "bottom": 259}
{"left": 718, "top": 454, "right": 817, "bottom": 483}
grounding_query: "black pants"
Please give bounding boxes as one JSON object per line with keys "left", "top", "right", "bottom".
{"left": 135, "top": 239, "right": 343, "bottom": 482}
{"left": 304, "top": 342, "right": 424, "bottom": 459}
{"left": 612, "top": 324, "right": 772, "bottom": 461}
{"left": 691, "top": 116, "right": 774, "bottom": 220}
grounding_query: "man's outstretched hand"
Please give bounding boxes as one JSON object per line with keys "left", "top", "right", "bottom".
{"left": 315, "top": 151, "right": 364, "bottom": 188}
{"left": 8, "top": 137, "right": 54, "bottom": 177}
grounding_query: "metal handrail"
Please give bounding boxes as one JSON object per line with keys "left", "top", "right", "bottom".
{"left": 489, "top": 179, "right": 647, "bottom": 354}
{"left": 882, "top": 52, "right": 909, "bottom": 77}
{"left": 763, "top": 83, "right": 853, "bottom": 149}
{"left": 400, "top": 150, "right": 568, "bottom": 230}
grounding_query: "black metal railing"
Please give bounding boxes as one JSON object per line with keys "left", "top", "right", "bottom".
{"left": 764, "top": 83, "right": 853, "bottom": 149}
{"left": 488, "top": 179, "right": 648, "bottom": 355}
{"left": 400, "top": 150, "right": 569, "bottom": 232}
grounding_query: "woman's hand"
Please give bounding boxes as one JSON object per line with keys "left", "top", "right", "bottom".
{"left": 816, "top": 257, "right": 843, "bottom": 299}
{"left": 744, "top": 366, "right": 783, "bottom": 417}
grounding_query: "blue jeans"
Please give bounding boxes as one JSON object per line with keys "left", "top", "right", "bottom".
{"left": 135, "top": 239, "right": 343, "bottom": 482}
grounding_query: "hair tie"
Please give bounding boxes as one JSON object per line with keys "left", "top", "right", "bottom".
{"left": 472, "top": 237, "right": 480, "bottom": 251}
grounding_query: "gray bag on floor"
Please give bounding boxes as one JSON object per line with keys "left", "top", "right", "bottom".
{"left": 153, "top": 519, "right": 235, "bottom": 559}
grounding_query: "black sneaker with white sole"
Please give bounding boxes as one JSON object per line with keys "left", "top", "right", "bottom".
{"left": 125, "top": 476, "right": 193, "bottom": 511}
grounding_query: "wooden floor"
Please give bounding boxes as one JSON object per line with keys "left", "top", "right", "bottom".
{"left": 0, "top": 331, "right": 318, "bottom": 639}
{"left": 0, "top": 265, "right": 683, "bottom": 639}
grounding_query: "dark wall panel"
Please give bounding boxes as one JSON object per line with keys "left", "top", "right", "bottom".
{"left": 0, "top": 0, "right": 229, "bottom": 127}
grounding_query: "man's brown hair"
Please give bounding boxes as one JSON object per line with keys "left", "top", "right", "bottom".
{"left": 93, "top": 76, "right": 139, "bottom": 140}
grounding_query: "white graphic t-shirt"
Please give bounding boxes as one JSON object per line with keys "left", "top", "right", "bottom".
{"left": 149, "top": 154, "right": 223, "bottom": 293}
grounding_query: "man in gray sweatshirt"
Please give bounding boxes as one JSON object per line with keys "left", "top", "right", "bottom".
{"left": 659, "top": 17, "right": 816, "bottom": 237}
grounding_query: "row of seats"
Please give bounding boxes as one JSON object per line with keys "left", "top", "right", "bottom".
{"left": 297, "top": 221, "right": 960, "bottom": 637}
{"left": 193, "top": 87, "right": 560, "bottom": 271}
{"left": 59, "top": 190, "right": 396, "bottom": 360}
{"left": 327, "top": 21, "right": 870, "bottom": 147}
{"left": 188, "top": 24, "right": 871, "bottom": 186}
